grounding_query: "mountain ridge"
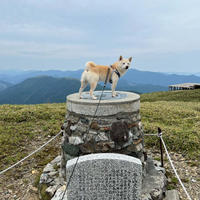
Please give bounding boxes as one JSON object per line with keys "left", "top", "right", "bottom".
{"left": 1, "top": 69, "right": 200, "bottom": 86}
{"left": 0, "top": 80, "right": 12, "bottom": 91}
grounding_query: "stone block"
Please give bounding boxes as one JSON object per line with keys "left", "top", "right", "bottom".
{"left": 133, "top": 138, "right": 143, "bottom": 145}
{"left": 142, "top": 157, "right": 167, "bottom": 200}
{"left": 95, "top": 132, "right": 109, "bottom": 142}
{"left": 128, "top": 122, "right": 139, "bottom": 128}
{"left": 164, "top": 190, "right": 179, "bottom": 200}
{"left": 79, "top": 142, "right": 96, "bottom": 153}
{"left": 51, "top": 185, "right": 67, "bottom": 200}
{"left": 70, "top": 125, "right": 77, "bottom": 131}
{"left": 68, "top": 136, "right": 84, "bottom": 145}
{"left": 66, "top": 153, "right": 142, "bottom": 200}
{"left": 80, "top": 117, "right": 89, "bottom": 124}
{"left": 62, "top": 142, "right": 80, "bottom": 156}
{"left": 90, "top": 121, "right": 99, "bottom": 130}
{"left": 96, "top": 141, "right": 115, "bottom": 152}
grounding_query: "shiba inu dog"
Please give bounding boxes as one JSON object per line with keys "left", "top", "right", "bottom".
{"left": 79, "top": 56, "right": 132, "bottom": 99}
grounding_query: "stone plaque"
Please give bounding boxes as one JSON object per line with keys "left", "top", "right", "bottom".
{"left": 66, "top": 153, "right": 142, "bottom": 200}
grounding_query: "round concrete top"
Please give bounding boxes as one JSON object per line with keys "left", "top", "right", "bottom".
{"left": 67, "top": 91, "right": 140, "bottom": 116}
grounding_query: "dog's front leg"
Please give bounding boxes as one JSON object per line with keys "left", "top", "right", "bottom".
{"left": 111, "top": 80, "right": 118, "bottom": 97}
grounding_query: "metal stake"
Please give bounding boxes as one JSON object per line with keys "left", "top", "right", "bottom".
{"left": 158, "top": 127, "right": 164, "bottom": 167}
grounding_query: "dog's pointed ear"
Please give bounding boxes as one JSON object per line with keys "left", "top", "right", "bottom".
{"left": 129, "top": 57, "right": 132, "bottom": 62}
{"left": 119, "top": 55, "right": 123, "bottom": 61}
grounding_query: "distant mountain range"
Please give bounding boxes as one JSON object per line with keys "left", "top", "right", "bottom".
{"left": 120, "top": 69, "right": 200, "bottom": 86}
{"left": 0, "top": 80, "right": 12, "bottom": 91}
{"left": 0, "top": 69, "right": 200, "bottom": 104}
{"left": 0, "top": 76, "right": 80, "bottom": 104}
{"left": 1, "top": 69, "right": 200, "bottom": 86}
{"left": 0, "top": 70, "right": 83, "bottom": 84}
{"left": 0, "top": 76, "right": 105, "bottom": 104}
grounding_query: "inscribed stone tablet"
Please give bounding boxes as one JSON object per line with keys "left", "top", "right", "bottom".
{"left": 66, "top": 153, "right": 142, "bottom": 200}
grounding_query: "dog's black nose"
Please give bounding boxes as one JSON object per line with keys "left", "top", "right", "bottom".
{"left": 125, "top": 66, "right": 129, "bottom": 69}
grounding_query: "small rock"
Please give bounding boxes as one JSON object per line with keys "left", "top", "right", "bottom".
{"left": 164, "top": 190, "right": 179, "bottom": 200}
{"left": 43, "top": 163, "right": 54, "bottom": 173}
{"left": 191, "top": 178, "right": 197, "bottom": 183}
{"left": 68, "top": 136, "right": 84, "bottom": 145}
{"left": 8, "top": 189, "right": 12, "bottom": 194}
{"left": 49, "top": 171, "right": 58, "bottom": 176}
{"left": 51, "top": 185, "right": 67, "bottom": 200}
{"left": 51, "top": 156, "right": 61, "bottom": 165}
{"left": 31, "top": 169, "right": 38, "bottom": 174}
{"left": 135, "top": 143, "right": 143, "bottom": 152}
{"left": 95, "top": 132, "right": 109, "bottom": 142}
{"left": 29, "top": 186, "right": 38, "bottom": 193}
{"left": 46, "top": 185, "right": 58, "bottom": 197}
{"left": 70, "top": 125, "right": 77, "bottom": 131}
{"left": 155, "top": 166, "right": 166, "bottom": 174}
{"left": 40, "top": 173, "right": 53, "bottom": 184}
{"left": 150, "top": 189, "right": 162, "bottom": 200}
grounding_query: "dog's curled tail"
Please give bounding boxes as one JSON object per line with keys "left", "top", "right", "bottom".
{"left": 85, "top": 61, "right": 96, "bottom": 71}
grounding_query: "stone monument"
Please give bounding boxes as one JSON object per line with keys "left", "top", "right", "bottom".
{"left": 66, "top": 153, "right": 142, "bottom": 200}
{"left": 60, "top": 91, "right": 144, "bottom": 180}
{"left": 39, "top": 91, "right": 169, "bottom": 200}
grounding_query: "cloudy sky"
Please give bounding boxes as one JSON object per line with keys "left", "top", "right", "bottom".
{"left": 0, "top": 0, "right": 200, "bottom": 73}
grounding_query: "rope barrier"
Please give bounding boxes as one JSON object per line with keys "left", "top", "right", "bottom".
{"left": 144, "top": 134, "right": 157, "bottom": 136}
{"left": 159, "top": 135, "right": 192, "bottom": 200}
{"left": 0, "top": 130, "right": 63, "bottom": 176}
{"left": 144, "top": 129, "right": 192, "bottom": 200}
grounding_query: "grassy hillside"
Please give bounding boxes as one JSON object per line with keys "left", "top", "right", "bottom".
{"left": 0, "top": 103, "right": 65, "bottom": 172}
{"left": 141, "top": 89, "right": 200, "bottom": 102}
{"left": 0, "top": 89, "right": 199, "bottom": 200}
{"left": 141, "top": 89, "right": 200, "bottom": 160}
{"left": 0, "top": 89, "right": 200, "bottom": 174}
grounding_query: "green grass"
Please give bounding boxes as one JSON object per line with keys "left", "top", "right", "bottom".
{"left": 141, "top": 89, "right": 200, "bottom": 102}
{"left": 141, "top": 89, "right": 200, "bottom": 160}
{"left": 0, "top": 89, "right": 199, "bottom": 174}
{"left": 0, "top": 103, "right": 65, "bottom": 171}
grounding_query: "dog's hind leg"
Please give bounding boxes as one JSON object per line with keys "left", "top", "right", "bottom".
{"left": 79, "top": 80, "right": 88, "bottom": 99}
{"left": 89, "top": 82, "right": 98, "bottom": 100}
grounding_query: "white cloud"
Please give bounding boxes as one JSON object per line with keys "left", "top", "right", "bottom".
{"left": 0, "top": 39, "right": 92, "bottom": 58}
{"left": 0, "top": 22, "right": 85, "bottom": 41}
{"left": 1, "top": 0, "right": 200, "bottom": 72}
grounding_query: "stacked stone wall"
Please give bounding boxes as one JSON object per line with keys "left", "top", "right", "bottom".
{"left": 60, "top": 109, "right": 144, "bottom": 179}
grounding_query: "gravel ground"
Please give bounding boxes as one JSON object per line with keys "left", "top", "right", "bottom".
{"left": 147, "top": 148, "right": 200, "bottom": 200}
{"left": 0, "top": 146, "right": 199, "bottom": 200}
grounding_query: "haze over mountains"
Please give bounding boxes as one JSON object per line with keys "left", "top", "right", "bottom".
{"left": 0, "top": 80, "right": 12, "bottom": 91}
{"left": 0, "top": 69, "right": 200, "bottom": 104}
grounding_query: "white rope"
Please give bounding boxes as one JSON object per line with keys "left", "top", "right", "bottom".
{"left": 160, "top": 135, "right": 192, "bottom": 200}
{"left": 144, "top": 134, "right": 157, "bottom": 136}
{"left": 0, "top": 131, "right": 63, "bottom": 175}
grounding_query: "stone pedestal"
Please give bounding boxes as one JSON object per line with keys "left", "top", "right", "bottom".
{"left": 60, "top": 91, "right": 144, "bottom": 179}
{"left": 39, "top": 91, "right": 169, "bottom": 200}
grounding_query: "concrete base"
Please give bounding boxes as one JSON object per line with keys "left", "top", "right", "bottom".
{"left": 67, "top": 91, "right": 140, "bottom": 116}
